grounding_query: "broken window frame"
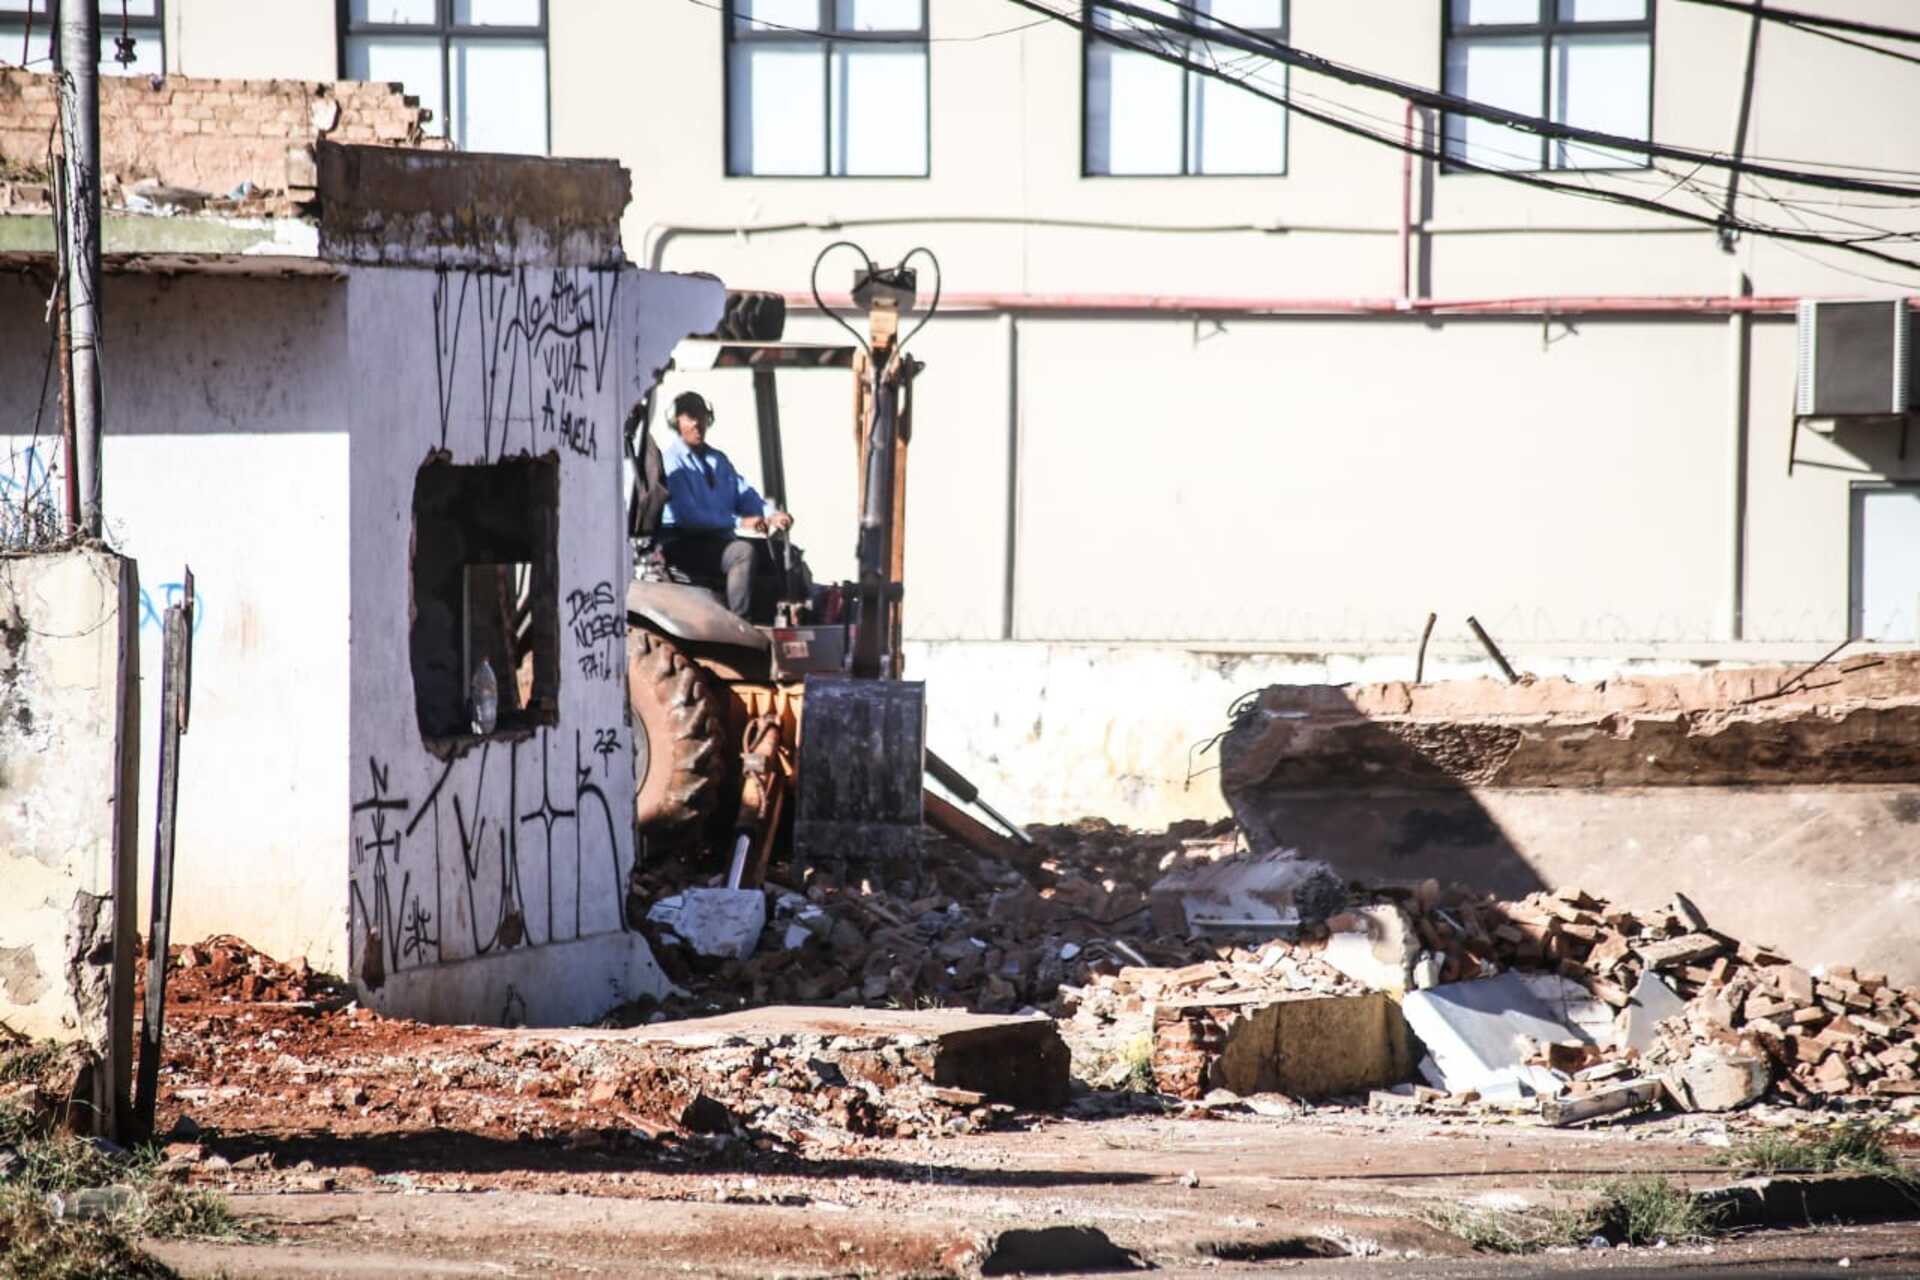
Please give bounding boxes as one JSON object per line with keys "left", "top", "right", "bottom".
{"left": 335, "top": 0, "right": 551, "bottom": 156}
{"left": 0, "top": 0, "right": 165, "bottom": 76}
{"left": 1080, "top": 0, "right": 1291, "bottom": 178}
{"left": 722, "top": 0, "right": 932, "bottom": 179}
{"left": 409, "top": 454, "right": 563, "bottom": 753}
{"left": 1439, "top": 0, "right": 1655, "bottom": 174}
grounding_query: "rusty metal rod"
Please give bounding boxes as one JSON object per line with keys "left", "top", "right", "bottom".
{"left": 1465, "top": 615, "right": 1520, "bottom": 685}
{"left": 1415, "top": 611, "right": 1437, "bottom": 684}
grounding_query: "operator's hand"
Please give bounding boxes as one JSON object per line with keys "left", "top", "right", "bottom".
{"left": 741, "top": 515, "right": 767, "bottom": 534}
{"left": 766, "top": 510, "right": 794, "bottom": 534}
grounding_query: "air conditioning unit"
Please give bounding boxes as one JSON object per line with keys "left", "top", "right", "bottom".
{"left": 1795, "top": 299, "right": 1914, "bottom": 418}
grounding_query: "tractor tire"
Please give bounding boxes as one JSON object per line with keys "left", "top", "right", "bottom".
{"left": 712, "top": 290, "right": 787, "bottom": 343}
{"left": 627, "top": 629, "right": 726, "bottom": 837}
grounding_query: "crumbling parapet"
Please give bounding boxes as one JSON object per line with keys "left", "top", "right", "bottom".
{"left": 0, "top": 546, "right": 140, "bottom": 1137}
{"left": 0, "top": 69, "right": 442, "bottom": 220}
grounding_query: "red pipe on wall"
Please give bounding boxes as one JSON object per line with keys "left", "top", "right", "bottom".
{"left": 787, "top": 290, "right": 1823, "bottom": 317}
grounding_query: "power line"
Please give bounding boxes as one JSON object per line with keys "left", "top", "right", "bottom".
{"left": 1083, "top": 0, "right": 1920, "bottom": 202}
{"left": 1774, "top": 15, "right": 1920, "bottom": 69}
{"left": 999, "top": 0, "right": 1920, "bottom": 275}
{"left": 1672, "top": 0, "right": 1920, "bottom": 47}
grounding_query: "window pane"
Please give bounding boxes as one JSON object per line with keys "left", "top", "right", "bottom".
{"left": 728, "top": 42, "right": 826, "bottom": 175}
{"left": 345, "top": 34, "right": 446, "bottom": 134}
{"left": 1190, "top": 55, "right": 1286, "bottom": 173}
{"left": 0, "top": 2, "right": 51, "bottom": 12}
{"left": 1086, "top": 40, "right": 1185, "bottom": 174}
{"left": 835, "top": 0, "right": 921, "bottom": 32}
{"left": 1549, "top": 32, "right": 1648, "bottom": 168}
{"left": 1451, "top": 0, "right": 1541, "bottom": 24}
{"left": 1205, "top": 0, "right": 1284, "bottom": 30}
{"left": 830, "top": 44, "right": 926, "bottom": 175}
{"left": 449, "top": 37, "right": 546, "bottom": 154}
{"left": 110, "top": 0, "right": 159, "bottom": 16}
{"left": 1443, "top": 35, "right": 1544, "bottom": 170}
{"left": 454, "top": 0, "right": 542, "bottom": 25}
{"left": 1095, "top": 0, "right": 1178, "bottom": 35}
{"left": 1558, "top": 0, "right": 1645, "bottom": 20}
{"left": 737, "top": 0, "right": 821, "bottom": 34}
{"left": 0, "top": 21, "right": 52, "bottom": 67}
{"left": 350, "top": 0, "right": 438, "bottom": 22}
{"left": 1856, "top": 490, "right": 1920, "bottom": 642}
{"left": 0, "top": 18, "right": 153, "bottom": 71}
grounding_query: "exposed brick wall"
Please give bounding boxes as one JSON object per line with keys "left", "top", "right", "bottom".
{"left": 0, "top": 70, "right": 441, "bottom": 211}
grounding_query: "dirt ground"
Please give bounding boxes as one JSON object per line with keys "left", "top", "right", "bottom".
{"left": 116, "top": 894, "right": 1920, "bottom": 1278}
{"left": 131, "top": 976, "right": 1920, "bottom": 1278}
{"left": 140, "top": 1111, "right": 1920, "bottom": 1278}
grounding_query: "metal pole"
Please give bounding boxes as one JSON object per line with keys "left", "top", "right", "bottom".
{"left": 1720, "top": 0, "right": 1764, "bottom": 253}
{"left": 134, "top": 570, "right": 193, "bottom": 1138}
{"left": 57, "top": 0, "right": 103, "bottom": 538}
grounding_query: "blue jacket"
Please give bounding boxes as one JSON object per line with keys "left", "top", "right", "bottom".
{"left": 660, "top": 435, "right": 767, "bottom": 531}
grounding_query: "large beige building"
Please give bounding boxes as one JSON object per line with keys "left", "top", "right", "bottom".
{"left": 6, "top": 0, "right": 1918, "bottom": 824}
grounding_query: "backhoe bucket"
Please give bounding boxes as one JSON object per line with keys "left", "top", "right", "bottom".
{"left": 794, "top": 676, "right": 925, "bottom": 869}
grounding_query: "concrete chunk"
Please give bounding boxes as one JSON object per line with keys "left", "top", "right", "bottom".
{"left": 1148, "top": 850, "right": 1346, "bottom": 937}
{"left": 1622, "top": 970, "right": 1688, "bottom": 1054}
{"left": 1664, "top": 1046, "right": 1770, "bottom": 1112}
{"left": 1153, "top": 991, "right": 1414, "bottom": 1100}
{"left": 1401, "top": 973, "right": 1591, "bottom": 1097}
{"left": 647, "top": 889, "right": 766, "bottom": 962}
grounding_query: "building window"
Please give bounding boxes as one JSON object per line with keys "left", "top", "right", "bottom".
{"left": 725, "top": 0, "right": 929, "bottom": 177}
{"left": 0, "top": 1, "right": 165, "bottom": 76}
{"left": 339, "top": 0, "right": 548, "bottom": 155}
{"left": 411, "top": 456, "right": 561, "bottom": 749}
{"left": 1851, "top": 484, "right": 1920, "bottom": 643}
{"left": 1084, "top": 0, "right": 1288, "bottom": 177}
{"left": 1442, "top": 0, "right": 1652, "bottom": 172}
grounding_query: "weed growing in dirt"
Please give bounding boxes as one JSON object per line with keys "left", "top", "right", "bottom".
{"left": 0, "top": 1043, "right": 61, "bottom": 1086}
{"left": 1419, "top": 1200, "right": 1593, "bottom": 1254}
{"left": 0, "top": 1192, "right": 179, "bottom": 1280}
{"left": 0, "top": 1098, "right": 258, "bottom": 1280}
{"left": 1590, "top": 1175, "right": 1721, "bottom": 1246}
{"left": 1426, "top": 1174, "right": 1721, "bottom": 1254}
{"left": 1718, "top": 1123, "right": 1912, "bottom": 1180}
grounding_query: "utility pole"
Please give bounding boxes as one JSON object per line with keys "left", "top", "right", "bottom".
{"left": 57, "top": 0, "right": 104, "bottom": 538}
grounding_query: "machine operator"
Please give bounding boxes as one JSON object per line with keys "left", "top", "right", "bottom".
{"left": 658, "top": 390, "right": 795, "bottom": 619}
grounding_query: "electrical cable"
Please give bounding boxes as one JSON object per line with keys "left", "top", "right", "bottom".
{"left": 1773, "top": 15, "right": 1920, "bottom": 70}
{"left": 999, "top": 0, "right": 1920, "bottom": 274}
{"left": 1063, "top": 0, "right": 1920, "bottom": 201}
{"left": 1671, "top": 0, "right": 1920, "bottom": 47}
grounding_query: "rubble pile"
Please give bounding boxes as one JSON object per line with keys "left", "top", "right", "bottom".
{"left": 1401, "top": 885, "right": 1920, "bottom": 1108}
{"left": 631, "top": 820, "right": 1244, "bottom": 1017}
{"left": 136, "top": 934, "right": 334, "bottom": 1006}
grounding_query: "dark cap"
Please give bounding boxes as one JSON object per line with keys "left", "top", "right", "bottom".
{"left": 672, "top": 390, "right": 713, "bottom": 422}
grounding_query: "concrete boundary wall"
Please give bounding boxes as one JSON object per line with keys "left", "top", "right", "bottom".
{"left": 1219, "top": 654, "right": 1920, "bottom": 985}
{"left": 0, "top": 546, "right": 140, "bottom": 1136}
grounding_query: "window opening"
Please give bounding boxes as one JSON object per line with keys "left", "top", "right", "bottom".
{"left": 411, "top": 455, "right": 560, "bottom": 751}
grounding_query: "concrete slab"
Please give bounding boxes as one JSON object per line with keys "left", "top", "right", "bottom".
{"left": 1148, "top": 850, "right": 1346, "bottom": 936}
{"left": 518, "top": 1006, "right": 1073, "bottom": 1110}
{"left": 1401, "top": 973, "right": 1589, "bottom": 1097}
{"left": 1622, "top": 970, "right": 1688, "bottom": 1054}
{"left": 1153, "top": 991, "right": 1415, "bottom": 1099}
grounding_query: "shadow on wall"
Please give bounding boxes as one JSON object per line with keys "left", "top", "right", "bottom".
{"left": 1216, "top": 686, "right": 1549, "bottom": 899}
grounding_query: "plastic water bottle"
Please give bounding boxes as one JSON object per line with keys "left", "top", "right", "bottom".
{"left": 471, "top": 659, "right": 498, "bottom": 735}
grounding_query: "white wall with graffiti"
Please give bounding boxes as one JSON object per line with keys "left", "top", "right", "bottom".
{"left": 2, "top": 264, "right": 720, "bottom": 1024}
{"left": 343, "top": 264, "right": 721, "bottom": 1027}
